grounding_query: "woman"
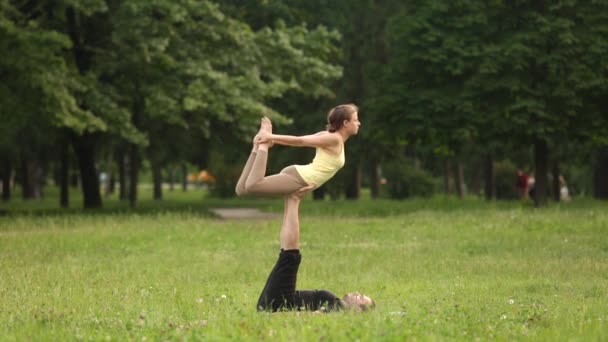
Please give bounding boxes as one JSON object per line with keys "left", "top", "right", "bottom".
{"left": 236, "top": 104, "right": 360, "bottom": 197}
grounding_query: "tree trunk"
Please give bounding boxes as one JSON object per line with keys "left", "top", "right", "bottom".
{"left": 444, "top": 158, "right": 452, "bottom": 195}
{"left": 152, "top": 161, "right": 162, "bottom": 200}
{"left": 594, "top": 146, "right": 608, "bottom": 199}
{"left": 552, "top": 160, "right": 560, "bottom": 202}
{"left": 118, "top": 151, "right": 127, "bottom": 200}
{"left": 533, "top": 139, "right": 548, "bottom": 207}
{"left": 36, "top": 163, "right": 46, "bottom": 198}
{"left": 128, "top": 144, "right": 139, "bottom": 208}
{"left": 60, "top": 137, "right": 69, "bottom": 208}
{"left": 21, "top": 159, "right": 37, "bottom": 199}
{"left": 455, "top": 160, "right": 465, "bottom": 198}
{"left": 369, "top": 158, "right": 379, "bottom": 199}
{"left": 128, "top": 90, "right": 144, "bottom": 208}
{"left": 313, "top": 186, "right": 326, "bottom": 200}
{"left": 1, "top": 158, "right": 11, "bottom": 201}
{"left": 181, "top": 163, "right": 188, "bottom": 191}
{"left": 108, "top": 173, "right": 115, "bottom": 195}
{"left": 66, "top": 6, "right": 103, "bottom": 209}
{"left": 70, "top": 170, "right": 79, "bottom": 187}
{"left": 168, "top": 167, "right": 174, "bottom": 191}
{"left": 344, "top": 165, "right": 360, "bottom": 199}
{"left": 470, "top": 158, "right": 481, "bottom": 196}
{"left": 484, "top": 154, "right": 494, "bottom": 201}
{"left": 71, "top": 133, "right": 102, "bottom": 208}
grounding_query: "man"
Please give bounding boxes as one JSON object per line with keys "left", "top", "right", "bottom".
{"left": 256, "top": 189, "right": 374, "bottom": 312}
{"left": 515, "top": 170, "right": 530, "bottom": 200}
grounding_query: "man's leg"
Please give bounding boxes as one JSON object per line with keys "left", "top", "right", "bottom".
{"left": 280, "top": 193, "right": 302, "bottom": 250}
{"left": 256, "top": 190, "right": 312, "bottom": 311}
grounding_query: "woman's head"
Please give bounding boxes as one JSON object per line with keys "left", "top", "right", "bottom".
{"left": 326, "top": 104, "right": 360, "bottom": 135}
{"left": 342, "top": 292, "right": 375, "bottom": 311}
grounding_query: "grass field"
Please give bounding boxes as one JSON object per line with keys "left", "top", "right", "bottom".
{"left": 1, "top": 188, "right": 607, "bottom": 341}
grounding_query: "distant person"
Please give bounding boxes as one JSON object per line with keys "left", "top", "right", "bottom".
{"left": 527, "top": 176, "right": 536, "bottom": 199}
{"left": 515, "top": 170, "right": 529, "bottom": 199}
{"left": 257, "top": 190, "right": 374, "bottom": 312}
{"left": 559, "top": 175, "right": 571, "bottom": 201}
{"left": 236, "top": 104, "right": 360, "bottom": 197}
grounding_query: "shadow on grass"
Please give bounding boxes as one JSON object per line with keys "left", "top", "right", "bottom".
{"left": 1, "top": 187, "right": 605, "bottom": 218}
{"left": 0, "top": 197, "right": 282, "bottom": 218}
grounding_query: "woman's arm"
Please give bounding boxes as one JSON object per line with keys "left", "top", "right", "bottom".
{"left": 258, "top": 131, "right": 339, "bottom": 149}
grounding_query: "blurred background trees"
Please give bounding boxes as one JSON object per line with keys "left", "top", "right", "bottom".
{"left": 1, "top": 0, "right": 607, "bottom": 208}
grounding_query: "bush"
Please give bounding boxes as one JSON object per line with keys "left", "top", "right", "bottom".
{"left": 208, "top": 163, "right": 241, "bottom": 198}
{"left": 494, "top": 160, "right": 519, "bottom": 200}
{"left": 382, "top": 161, "right": 436, "bottom": 199}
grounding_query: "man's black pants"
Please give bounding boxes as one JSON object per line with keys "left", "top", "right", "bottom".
{"left": 257, "top": 249, "right": 344, "bottom": 312}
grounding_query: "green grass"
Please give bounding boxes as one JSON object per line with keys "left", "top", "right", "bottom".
{"left": 1, "top": 188, "right": 607, "bottom": 340}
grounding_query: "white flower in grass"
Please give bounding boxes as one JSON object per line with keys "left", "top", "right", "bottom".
{"left": 221, "top": 295, "right": 227, "bottom": 299}
{"left": 500, "top": 314, "right": 507, "bottom": 320}
{"left": 508, "top": 299, "right": 515, "bottom": 305}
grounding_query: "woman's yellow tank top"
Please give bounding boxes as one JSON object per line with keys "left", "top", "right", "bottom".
{"left": 294, "top": 143, "right": 345, "bottom": 187}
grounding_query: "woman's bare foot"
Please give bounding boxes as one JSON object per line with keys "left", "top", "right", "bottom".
{"left": 251, "top": 117, "right": 268, "bottom": 152}
{"left": 258, "top": 117, "right": 273, "bottom": 150}
{"left": 261, "top": 116, "right": 272, "bottom": 134}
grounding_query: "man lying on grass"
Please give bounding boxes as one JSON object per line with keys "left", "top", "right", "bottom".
{"left": 256, "top": 189, "right": 374, "bottom": 312}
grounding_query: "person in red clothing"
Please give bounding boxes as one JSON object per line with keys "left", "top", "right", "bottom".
{"left": 515, "top": 170, "right": 530, "bottom": 199}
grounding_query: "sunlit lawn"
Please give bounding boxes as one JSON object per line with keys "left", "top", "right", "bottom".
{"left": 0, "top": 187, "right": 607, "bottom": 340}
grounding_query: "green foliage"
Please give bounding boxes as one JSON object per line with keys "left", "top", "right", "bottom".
{"left": 0, "top": 3, "right": 97, "bottom": 150}
{"left": 359, "top": 0, "right": 608, "bottom": 200}
{"left": 2, "top": 0, "right": 343, "bottom": 207}
{"left": 382, "top": 159, "right": 436, "bottom": 199}
{"left": 3, "top": 0, "right": 608, "bottom": 206}
{"left": 207, "top": 162, "right": 241, "bottom": 199}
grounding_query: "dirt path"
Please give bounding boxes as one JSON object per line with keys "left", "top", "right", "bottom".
{"left": 209, "top": 208, "right": 278, "bottom": 220}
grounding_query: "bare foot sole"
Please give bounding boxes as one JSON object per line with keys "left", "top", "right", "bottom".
{"left": 261, "top": 116, "right": 272, "bottom": 134}
{"left": 259, "top": 117, "right": 274, "bottom": 147}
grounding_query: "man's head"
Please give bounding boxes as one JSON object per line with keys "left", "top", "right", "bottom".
{"left": 342, "top": 292, "right": 375, "bottom": 311}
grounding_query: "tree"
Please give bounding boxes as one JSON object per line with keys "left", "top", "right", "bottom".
{"left": 371, "top": 0, "right": 608, "bottom": 206}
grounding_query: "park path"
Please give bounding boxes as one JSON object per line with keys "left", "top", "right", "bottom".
{"left": 209, "top": 208, "right": 278, "bottom": 220}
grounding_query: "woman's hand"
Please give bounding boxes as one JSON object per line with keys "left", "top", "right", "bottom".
{"left": 256, "top": 131, "right": 272, "bottom": 144}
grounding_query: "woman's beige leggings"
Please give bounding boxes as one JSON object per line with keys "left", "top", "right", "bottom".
{"left": 235, "top": 150, "right": 309, "bottom": 197}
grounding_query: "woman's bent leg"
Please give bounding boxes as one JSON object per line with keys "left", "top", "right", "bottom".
{"left": 246, "top": 165, "right": 308, "bottom": 197}
{"left": 235, "top": 151, "right": 257, "bottom": 196}
{"left": 244, "top": 148, "right": 268, "bottom": 191}
{"left": 236, "top": 117, "right": 271, "bottom": 197}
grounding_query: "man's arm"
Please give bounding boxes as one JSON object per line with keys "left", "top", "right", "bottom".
{"left": 294, "top": 290, "right": 346, "bottom": 312}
